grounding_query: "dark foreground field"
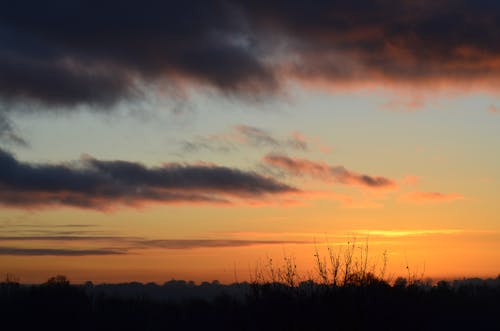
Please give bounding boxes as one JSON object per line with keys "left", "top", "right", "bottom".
{"left": 1, "top": 276, "right": 500, "bottom": 331}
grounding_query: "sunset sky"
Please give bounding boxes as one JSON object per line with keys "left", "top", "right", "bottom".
{"left": 1, "top": 1, "right": 499, "bottom": 284}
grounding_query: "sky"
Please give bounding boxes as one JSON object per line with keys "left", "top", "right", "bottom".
{"left": 1, "top": 0, "right": 500, "bottom": 284}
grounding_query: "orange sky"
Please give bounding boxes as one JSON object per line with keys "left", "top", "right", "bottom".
{"left": 1, "top": 1, "right": 500, "bottom": 284}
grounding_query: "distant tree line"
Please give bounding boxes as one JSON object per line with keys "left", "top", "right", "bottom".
{"left": 1, "top": 272, "right": 500, "bottom": 331}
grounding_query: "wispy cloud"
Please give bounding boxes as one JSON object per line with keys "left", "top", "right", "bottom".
{"left": 134, "top": 239, "right": 306, "bottom": 249}
{"left": 400, "top": 191, "right": 465, "bottom": 203}
{"left": 379, "top": 94, "right": 427, "bottom": 112}
{"left": 181, "top": 125, "right": 308, "bottom": 154}
{"left": 0, "top": 114, "right": 27, "bottom": 146}
{"left": 488, "top": 104, "right": 500, "bottom": 114}
{"left": 263, "top": 154, "right": 397, "bottom": 190}
{"left": 400, "top": 175, "right": 420, "bottom": 186}
{"left": 353, "top": 229, "right": 464, "bottom": 237}
{"left": 234, "top": 125, "right": 280, "bottom": 147}
{"left": 0, "top": 236, "right": 126, "bottom": 241}
{"left": 0, "top": 247, "right": 126, "bottom": 256}
{"left": 0, "top": 235, "right": 308, "bottom": 256}
{"left": 0, "top": 148, "right": 296, "bottom": 210}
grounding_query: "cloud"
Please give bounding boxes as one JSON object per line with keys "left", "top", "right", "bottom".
{"left": 0, "top": 247, "right": 125, "bottom": 256}
{"left": 400, "top": 191, "right": 465, "bottom": 203}
{"left": 297, "top": 190, "right": 385, "bottom": 209}
{"left": 286, "top": 131, "right": 308, "bottom": 151}
{"left": 353, "top": 229, "right": 463, "bottom": 238}
{"left": 2, "top": 1, "right": 500, "bottom": 112}
{"left": 180, "top": 140, "right": 233, "bottom": 154}
{"left": 233, "top": 125, "right": 309, "bottom": 150}
{"left": 0, "top": 148, "right": 296, "bottom": 210}
{"left": 234, "top": 125, "right": 280, "bottom": 147}
{"left": 401, "top": 175, "right": 420, "bottom": 186}
{"left": 0, "top": 236, "right": 305, "bottom": 248}
{"left": 263, "top": 154, "right": 396, "bottom": 189}
{"left": 0, "top": 114, "right": 27, "bottom": 146}
{"left": 379, "top": 94, "right": 426, "bottom": 112}
{"left": 0, "top": 236, "right": 307, "bottom": 256}
{"left": 133, "top": 239, "right": 305, "bottom": 249}
{"left": 0, "top": 236, "right": 126, "bottom": 241}
{"left": 181, "top": 125, "right": 308, "bottom": 153}
{"left": 488, "top": 104, "right": 500, "bottom": 114}
{"left": 0, "top": 1, "right": 277, "bottom": 109}
{"left": 246, "top": 1, "right": 500, "bottom": 89}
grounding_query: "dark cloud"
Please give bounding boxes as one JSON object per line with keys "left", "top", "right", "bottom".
{"left": 0, "top": 247, "right": 125, "bottom": 256}
{"left": 330, "top": 166, "right": 396, "bottom": 188}
{"left": 0, "top": 148, "right": 296, "bottom": 209}
{"left": 241, "top": 0, "right": 500, "bottom": 85}
{"left": 0, "top": 0, "right": 276, "bottom": 109}
{"left": 133, "top": 239, "right": 305, "bottom": 249}
{"left": 0, "top": 223, "right": 99, "bottom": 229}
{"left": 2, "top": 1, "right": 500, "bottom": 112}
{"left": 0, "top": 236, "right": 126, "bottom": 241}
{"left": 263, "top": 154, "right": 396, "bottom": 190}
{"left": 0, "top": 236, "right": 307, "bottom": 256}
{"left": 0, "top": 235, "right": 306, "bottom": 248}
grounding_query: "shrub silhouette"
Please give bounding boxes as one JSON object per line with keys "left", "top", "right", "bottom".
{"left": 1, "top": 274, "right": 500, "bottom": 330}
{"left": 1, "top": 244, "right": 500, "bottom": 331}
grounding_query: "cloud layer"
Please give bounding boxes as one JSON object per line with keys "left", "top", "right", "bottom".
{"left": 263, "top": 154, "right": 396, "bottom": 189}
{"left": 0, "top": 235, "right": 306, "bottom": 256}
{"left": 0, "top": 247, "right": 126, "bottom": 256}
{"left": 2, "top": 0, "right": 500, "bottom": 111}
{"left": 0, "top": 148, "right": 296, "bottom": 209}
{"left": 0, "top": 1, "right": 276, "bottom": 109}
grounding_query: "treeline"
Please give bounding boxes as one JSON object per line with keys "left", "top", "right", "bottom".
{"left": 1, "top": 274, "right": 500, "bottom": 331}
